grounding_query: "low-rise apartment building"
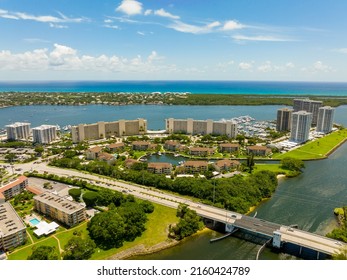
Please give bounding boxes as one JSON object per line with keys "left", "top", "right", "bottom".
{"left": 164, "top": 140, "right": 181, "bottom": 151}
{"left": 34, "top": 192, "right": 86, "bottom": 227}
{"left": 0, "top": 176, "right": 28, "bottom": 201}
{"left": 86, "top": 146, "right": 102, "bottom": 160}
{"left": 132, "top": 141, "right": 155, "bottom": 151}
{"left": 246, "top": 145, "right": 271, "bottom": 156}
{"left": 219, "top": 143, "right": 240, "bottom": 153}
{"left": 184, "top": 161, "right": 209, "bottom": 173}
{"left": 107, "top": 142, "right": 125, "bottom": 152}
{"left": 147, "top": 162, "right": 173, "bottom": 175}
{"left": 213, "top": 159, "right": 240, "bottom": 172}
{"left": 189, "top": 147, "right": 215, "bottom": 157}
{"left": 0, "top": 202, "right": 27, "bottom": 251}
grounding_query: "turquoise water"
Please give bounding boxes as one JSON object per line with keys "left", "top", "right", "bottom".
{"left": 29, "top": 218, "right": 40, "bottom": 226}
{"left": 0, "top": 81, "right": 347, "bottom": 95}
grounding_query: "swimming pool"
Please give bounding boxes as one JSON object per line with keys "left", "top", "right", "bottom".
{"left": 29, "top": 218, "right": 40, "bottom": 226}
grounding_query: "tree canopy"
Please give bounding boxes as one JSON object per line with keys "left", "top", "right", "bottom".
{"left": 27, "top": 245, "right": 59, "bottom": 260}
{"left": 63, "top": 237, "right": 96, "bottom": 260}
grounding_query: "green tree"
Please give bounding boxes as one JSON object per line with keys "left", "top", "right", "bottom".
{"left": 63, "top": 237, "right": 96, "bottom": 260}
{"left": 27, "top": 245, "right": 59, "bottom": 260}
{"left": 170, "top": 204, "right": 204, "bottom": 240}
{"left": 281, "top": 157, "right": 305, "bottom": 171}
{"left": 332, "top": 246, "right": 347, "bottom": 260}
{"left": 246, "top": 154, "right": 255, "bottom": 173}
{"left": 82, "top": 191, "right": 99, "bottom": 207}
{"left": 5, "top": 153, "right": 17, "bottom": 163}
{"left": 68, "top": 188, "right": 82, "bottom": 202}
{"left": 88, "top": 210, "right": 126, "bottom": 249}
{"left": 34, "top": 146, "right": 44, "bottom": 156}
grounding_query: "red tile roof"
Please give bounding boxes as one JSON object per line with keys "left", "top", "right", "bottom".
{"left": 0, "top": 175, "right": 27, "bottom": 193}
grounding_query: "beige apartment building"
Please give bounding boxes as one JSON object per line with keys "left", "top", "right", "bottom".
{"left": 0, "top": 202, "right": 27, "bottom": 251}
{"left": 147, "top": 162, "right": 173, "bottom": 175}
{"left": 166, "top": 118, "right": 238, "bottom": 138}
{"left": 34, "top": 192, "right": 86, "bottom": 227}
{"left": 184, "top": 160, "right": 209, "bottom": 173}
{"left": 0, "top": 176, "right": 28, "bottom": 201}
{"left": 71, "top": 118, "right": 147, "bottom": 142}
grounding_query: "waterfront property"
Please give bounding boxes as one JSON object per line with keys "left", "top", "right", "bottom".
{"left": 147, "top": 162, "right": 173, "bottom": 175}
{"left": 5, "top": 122, "right": 31, "bottom": 141}
{"left": 71, "top": 118, "right": 147, "bottom": 142}
{"left": 164, "top": 140, "right": 181, "bottom": 151}
{"left": 34, "top": 191, "right": 86, "bottom": 227}
{"left": 246, "top": 145, "right": 271, "bottom": 156}
{"left": 290, "top": 111, "right": 313, "bottom": 143}
{"left": 213, "top": 159, "right": 240, "bottom": 172}
{"left": 293, "top": 99, "right": 322, "bottom": 125}
{"left": 276, "top": 108, "right": 293, "bottom": 132}
{"left": 316, "top": 106, "right": 335, "bottom": 134}
{"left": 0, "top": 176, "right": 28, "bottom": 201}
{"left": 166, "top": 118, "right": 238, "bottom": 138}
{"left": 189, "top": 147, "right": 215, "bottom": 157}
{"left": 183, "top": 160, "right": 208, "bottom": 173}
{"left": 0, "top": 202, "right": 27, "bottom": 251}
{"left": 32, "top": 124, "right": 57, "bottom": 144}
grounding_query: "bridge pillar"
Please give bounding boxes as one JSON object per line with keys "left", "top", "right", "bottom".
{"left": 317, "top": 252, "right": 320, "bottom": 260}
{"left": 225, "top": 223, "right": 234, "bottom": 233}
{"left": 272, "top": 231, "right": 282, "bottom": 248}
{"left": 299, "top": 246, "right": 302, "bottom": 255}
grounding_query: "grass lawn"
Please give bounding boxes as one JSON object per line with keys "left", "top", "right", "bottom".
{"left": 254, "top": 164, "right": 289, "bottom": 175}
{"left": 274, "top": 129, "right": 347, "bottom": 160}
{"left": 7, "top": 236, "right": 60, "bottom": 260}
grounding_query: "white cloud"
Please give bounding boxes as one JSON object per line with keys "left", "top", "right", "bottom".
{"left": 0, "top": 44, "right": 169, "bottom": 74}
{"left": 286, "top": 62, "right": 295, "bottom": 68}
{"left": 144, "top": 9, "right": 152, "bottom": 16}
{"left": 168, "top": 20, "right": 220, "bottom": 34}
{"left": 104, "top": 19, "right": 113, "bottom": 23}
{"left": 137, "top": 31, "right": 145, "bottom": 36}
{"left": 223, "top": 20, "right": 244, "bottom": 30}
{"left": 49, "top": 23, "right": 68, "bottom": 29}
{"left": 233, "top": 35, "right": 293, "bottom": 42}
{"left": 116, "top": 0, "right": 143, "bottom": 16}
{"left": 104, "top": 24, "right": 120, "bottom": 29}
{"left": 239, "top": 62, "right": 253, "bottom": 70}
{"left": 258, "top": 61, "right": 272, "bottom": 72}
{"left": 0, "top": 9, "right": 86, "bottom": 23}
{"left": 154, "top": 8, "right": 180, "bottom": 20}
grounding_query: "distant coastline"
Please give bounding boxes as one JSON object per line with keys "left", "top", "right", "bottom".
{"left": 1, "top": 92, "right": 347, "bottom": 108}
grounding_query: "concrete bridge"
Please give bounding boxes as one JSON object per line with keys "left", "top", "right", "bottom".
{"left": 196, "top": 207, "right": 346, "bottom": 259}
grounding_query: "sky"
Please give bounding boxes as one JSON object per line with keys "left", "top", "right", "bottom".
{"left": 0, "top": 0, "right": 347, "bottom": 81}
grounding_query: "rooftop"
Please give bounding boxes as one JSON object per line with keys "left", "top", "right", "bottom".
{"left": 184, "top": 160, "right": 208, "bottom": 167}
{"left": 0, "top": 176, "right": 27, "bottom": 194}
{"left": 0, "top": 202, "right": 26, "bottom": 237}
{"left": 148, "top": 162, "right": 172, "bottom": 168}
{"left": 34, "top": 192, "right": 85, "bottom": 215}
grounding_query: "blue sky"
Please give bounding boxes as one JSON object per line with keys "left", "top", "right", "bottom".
{"left": 0, "top": 0, "right": 347, "bottom": 81}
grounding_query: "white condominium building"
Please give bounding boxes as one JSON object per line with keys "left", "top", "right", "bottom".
{"left": 5, "top": 122, "right": 31, "bottom": 141}
{"left": 316, "top": 106, "right": 335, "bottom": 134}
{"left": 290, "top": 111, "right": 312, "bottom": 143}
{"left": 32, "top": 125, "right": 57, "bottom": 144}
{"left": 293, "top": 99, "right": 322, "bottom": 125}
{"left": 165, "top": 118, "right": 238, "bottom": 138}
{"left": 71, "top": 118, "right": 147, "bottom": 142}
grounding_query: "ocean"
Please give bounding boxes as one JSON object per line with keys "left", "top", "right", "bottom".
{"left": 1, "top": 80, "right": 347, "bottom": 95}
